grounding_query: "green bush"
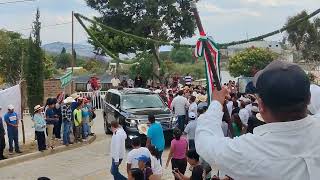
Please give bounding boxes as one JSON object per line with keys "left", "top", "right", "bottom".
{"left": 228, "top": 48, "right": 277, "bottom": 77}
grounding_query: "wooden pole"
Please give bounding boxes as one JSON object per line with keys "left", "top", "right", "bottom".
{"left": 72, "top": 11, "right": 74, "bottom": 73}
{"left": 20, "top": 83, "right": 26, "bottom": 144}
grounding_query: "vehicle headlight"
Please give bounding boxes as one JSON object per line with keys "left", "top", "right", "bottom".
{"left": 130, "top": 120, "right": 137, "bottom": 127}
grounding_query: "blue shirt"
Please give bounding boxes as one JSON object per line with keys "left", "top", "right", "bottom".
{"left": 147, "top": 122, "right": 165, "bottom": 151}
{"left": 45, "top": 108, "right": 56, "bottom": 125}
{"left": 4, "top": 112, "right": 18, "bottom": 127}
{"left": 82, "top": 106, "right": 90, "bottom": 118}
{"left": 33, "top": 113, "right": 46, "bottom": 132}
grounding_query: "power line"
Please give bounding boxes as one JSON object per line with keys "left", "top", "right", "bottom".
{"left": 15, "top": 22, "right": 72, "bottom": 32}
{"left": 0, "top": 0, "right": 35, "bottom": 5}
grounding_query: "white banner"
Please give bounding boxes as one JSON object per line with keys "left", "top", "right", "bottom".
{"left": 0, "top": 84, "right": 21, "bottom": 119}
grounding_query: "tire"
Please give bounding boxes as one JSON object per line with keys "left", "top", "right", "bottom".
{"left": 104, "top": 112, "right": 112, "bottom": 134}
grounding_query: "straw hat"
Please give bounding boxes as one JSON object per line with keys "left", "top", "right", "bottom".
{"left": 197, "top": 95, "right": 207, "bottom": 102}
{"left": 138, "top": 124, "right": 149, "bottom": 135}
{"left": 256, "top": 113, "right": 265, "bottom": 122}
{"left": 8, "top": 104, "right": 14, "bottom": 110}
{"left": 63, "top": 97, "right": 76, "bottom": 104}
{"left": 71, "top": 93, "right": 80, "bottom": 99}
{"left": 33, "top": 105, "right": 43, "bottom": 113}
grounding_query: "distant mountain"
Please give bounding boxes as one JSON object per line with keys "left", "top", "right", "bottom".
{"left": 42, "top": 42, "right": 96, "bottom": 58}
{"left": 42, "top": 42, "right": 173, "bottom": 61}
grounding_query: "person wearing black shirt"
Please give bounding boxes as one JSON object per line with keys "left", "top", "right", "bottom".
{"left": 135, "top": 74, "right": 143, "bottom": 88}
{"left": 247, "top": 105, "right": 266, "bottom": 134}
{"left": 173, "top": 149, "right": 204, "bottom": 180}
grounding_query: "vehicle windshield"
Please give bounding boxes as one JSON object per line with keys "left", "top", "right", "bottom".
{"left": 121, "top": 94, "right": 165, "bottom": 110}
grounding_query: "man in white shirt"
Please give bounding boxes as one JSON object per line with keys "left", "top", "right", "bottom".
{"left": 111, "top": 76, "right": 121, "bottom": 88}
{"left": 196, "top": 60, "right": 320, "bottom": 180}
{"left": 110, "top": 121, "right": 127, "bottom": 180}
{"left": 171, "top": 90, "right": 190, "bottom": 131}
{"left": 188, "top": 96, "right": 198, "bottom": 115}
{"left": 126, "top": 137, "right": 150, "bottom": 175}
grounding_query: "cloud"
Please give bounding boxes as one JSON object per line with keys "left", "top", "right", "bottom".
{"left": 240, "top": 0, "right": 299, "bottom": 7}
{"left": 197, "top": 1, "right": 261, "bottom": 17}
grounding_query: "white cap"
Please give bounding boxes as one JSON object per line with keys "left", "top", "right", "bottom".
{"left": 8, "top": 104, "right": 14, "bottom": 110}
{"left": 251, "top": 106, "right": 259, "bottom": 113}
{"left": 189, "top": 112, "right": 196, "bottom": 119}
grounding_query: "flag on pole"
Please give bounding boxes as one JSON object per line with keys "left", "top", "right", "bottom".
{"left": 195, "top": 32, "right": 221, "bottom": 104}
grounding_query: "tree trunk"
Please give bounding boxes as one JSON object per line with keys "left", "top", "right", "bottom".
{"left": 152, "top": 44, "right": 161, "bottom": 84}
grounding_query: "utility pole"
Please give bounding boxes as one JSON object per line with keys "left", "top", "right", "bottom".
{"left": 71, "top": 11, "right": 74, "bottom": 73}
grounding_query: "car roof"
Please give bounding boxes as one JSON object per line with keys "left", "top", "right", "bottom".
{"left": 107, "top": 88, "right": 153, "bottom": 96}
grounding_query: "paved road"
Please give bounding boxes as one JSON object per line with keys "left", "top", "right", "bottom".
{"left": 0, "top": 110, "right": 187, "bottom": 180}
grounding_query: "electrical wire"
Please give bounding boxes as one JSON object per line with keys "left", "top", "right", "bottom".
{"left": 0, "top": 0, "right": 35, "bottom": 5}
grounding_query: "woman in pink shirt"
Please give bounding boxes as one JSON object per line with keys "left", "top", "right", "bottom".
{"left": 165, "top": 128, "right": 188, "bottom": 180}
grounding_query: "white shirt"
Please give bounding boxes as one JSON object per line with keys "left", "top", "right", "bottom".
{"left": 151, "top": 155, "right": 163, "bottom": 175}
{"left": 111, "top": 78, "right": 121, "bottom": 87}
{"left": 127, "top": 147, "right": 150, "bottom": 169}
{"left": 188, "top": 102, "right": 198, "bottom": 115}
{"left": 245, "top": 104, "right": 253, "bottom": 117}
{"left": 171, "top": 95, "right": 189, "bottom": 116}
{"left": 196, "top": 101, "right": 320, "bottom": 180}
{"left": 110, "top": 127, "right": 127, "bottom": 163}
{"left": 239, "top": 108, "right": 250, "bottom": 126}
{"left": 184, "top": 120, "right": 197, "bottom": 140}
{"left": 226, "top": 101, "right": 233, "bottom": 117}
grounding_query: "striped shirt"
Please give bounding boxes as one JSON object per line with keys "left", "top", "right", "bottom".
{"left": 184, "top": 75, "right": 192, "bottom": 85}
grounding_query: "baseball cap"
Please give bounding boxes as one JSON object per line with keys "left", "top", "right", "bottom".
{"left": 253, "top": 60, "right": 310, "bottom": 109}
{"left": 8, "top": 104, "right": 14, "bottom": 110}
{"left": 189, "top": 112, "right": 196, "bottom": 119}
{"left": 135, "top": 155, "right": 150, "bottom": 163}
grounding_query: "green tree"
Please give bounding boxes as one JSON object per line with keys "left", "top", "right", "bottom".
{"left": 228, "top": 48, "right": 277, "bottom": 77}
{"left": 43, "top": 53, "right": 56, "bottom": 79}
{"left": 55, "top": 47, "right": 72, "bottom": 69}
{"left": 170, "top": 47, "right": 194, "bottom": 64}
{"left": 85, "top": 0, "right": 196, "bottom": 80}
{"left": 26, "top": 9, "right": 44, "bottom": 113}
{"left": 285, "top": 11, "right": 320, "bottom": 63}
{"left": 83, "top": 59, "right": 106, "bottom": 74}
{"left": 0, "top": 30, "right": 27, "bottom": 85}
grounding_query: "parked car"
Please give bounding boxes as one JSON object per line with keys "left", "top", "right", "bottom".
{"left": 103, "top": 88, "right": 176, "bottom": 147}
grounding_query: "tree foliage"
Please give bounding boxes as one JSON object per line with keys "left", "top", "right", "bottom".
{"left": 43, "top": 53, "right": 56, "bottom": 79}
{"left": 170, "top": 47, "right": 194, "bottom": 64}
{"left": 228, "top": 48, "right": 277, "bottom": 77}
{"left": 83, "top": 59, "right": 107, "bottom": 74}
{"left": 0, "top": 30, "right": 27, "bottom": 85}
{"left": 26, "top": 9, "right": 44, "bottom": 112}
{"left": 285, "top": 11, "right": 320, "bottom": 62}
{"left": 55, "top": 47, "right": 72, "bottom": 69}
{"left": 85, "top": 0, "right": 196, "bottom": 79}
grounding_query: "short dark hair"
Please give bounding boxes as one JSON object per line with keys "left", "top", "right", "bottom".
{"left": 111, "top": 121, "right": 119, "bottom": 128}
{"left": 186, "top": 149, "right": 200, "bottom": 161}
{"left": 177, "top": 90, "right": 184, "bottom": 96}
{"left": 190, "top": 96, "right": 196, "bottom": 103}
{"left": 38, "top": 177, "right": 51, "bottom": 180}
{"left": 130, "top": 168, "right": 144, "bottom": 179}
{"left": 173, "top": 128, "right": 182, "bottom": 140}
{"left": 131, "top": 137, "right": 141, "bottom": 147}
{"left": 148, "top": 114, "right": 155, "bottom": 123}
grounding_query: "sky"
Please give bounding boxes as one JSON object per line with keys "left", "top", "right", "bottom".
{"left": 0, "top": 0, "right": 319, "bottom": 45}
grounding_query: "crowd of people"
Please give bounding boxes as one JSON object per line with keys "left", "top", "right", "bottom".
{"left": 0, "top": 93, "right": 97, "bottom": 160}
{"left": 109, "top": 60, "right": 320, "bottom": 180}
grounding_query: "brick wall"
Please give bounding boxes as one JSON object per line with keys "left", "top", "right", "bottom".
{"left": 43, "top": 79, "right": 74, "bottom": 102}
